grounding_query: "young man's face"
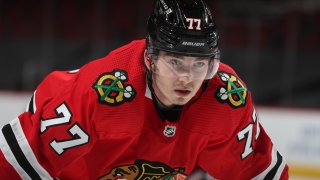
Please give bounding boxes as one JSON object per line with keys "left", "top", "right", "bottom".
{"left": 151, "top": 51, "right": 210, "bottom": 107}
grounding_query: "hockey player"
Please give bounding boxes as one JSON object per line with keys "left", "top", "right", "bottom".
{"left": 0, "top": 0, "right": 288, "bottom": 179}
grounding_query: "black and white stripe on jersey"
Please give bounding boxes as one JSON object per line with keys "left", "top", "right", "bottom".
{"left": 264, "top": 151, "right": 284, "bottom": 179}
{"left": 2, "top": 124, "right": 42, "bottom": 180}
{"left": 27, "top": 91, "right": 37, "bottom": 114}
{"left": 0, "top": 118, "right": 53, "bottom": 179}
{"left": 253, "top": 145, "right": 286, "bottom": 180}
{"left": 27, "top": 94, "right": 34, "bottom": 114}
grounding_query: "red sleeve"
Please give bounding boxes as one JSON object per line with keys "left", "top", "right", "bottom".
{"left": 0, "top": 70, "right": 96, "bottom": 179}
{"left": 0, "top": 151, "right": 21, "bottom": 180}
{"left": 197, "top": 99, "right": 289, "bottom": 179}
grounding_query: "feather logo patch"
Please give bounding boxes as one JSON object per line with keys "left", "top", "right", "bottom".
{"left": 93, "top": 69, "right": 136, "bottom": 106}
{"left": 215, "top": 72, "right": 247, "bottom": 108}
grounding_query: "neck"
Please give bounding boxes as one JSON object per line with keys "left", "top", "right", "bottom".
{"left": 150, "top": 90, "right": 183, "bottom": 122}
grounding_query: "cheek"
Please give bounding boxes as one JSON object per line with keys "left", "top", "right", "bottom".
{"left": 195, "top": 68, "right": 209, "bottom": 78}
{"left": 193, "top": 79, "right": 205, "bottom": 88}
{"left": 157, "top": 68, "right": 176, "bottom": 78}
{"left": 157, "top": 75, "right": 170, "bottom": 85}
{"left": 155, "top": 75, "right": 175, "bottom": 90}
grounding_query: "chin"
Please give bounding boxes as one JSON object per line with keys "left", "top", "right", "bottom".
{"left": 174, "top": 98, "right": 190, "bottom": 105}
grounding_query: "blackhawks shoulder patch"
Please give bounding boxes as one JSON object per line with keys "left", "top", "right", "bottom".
{"left": 93, "top": 69, "right": 136, "bottom": 106}
{"left": 215, "top": 71, "right": 247, "bottom": 108}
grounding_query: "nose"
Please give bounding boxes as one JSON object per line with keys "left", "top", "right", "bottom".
{"left": 177, "top": 73, "right": 193, "bottom": 84}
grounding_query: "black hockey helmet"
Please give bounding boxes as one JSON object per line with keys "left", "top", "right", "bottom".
{"left": 146, "top": 0, "right": 219, "bottom": 57}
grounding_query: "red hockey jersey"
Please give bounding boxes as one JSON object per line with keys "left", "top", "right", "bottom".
{"left": 0, "top": 39, "right": 288, "bottom": 180}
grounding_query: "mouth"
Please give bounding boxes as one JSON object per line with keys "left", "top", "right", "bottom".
{"left": 174, "top": 89, "right": 192, "bottom": 97}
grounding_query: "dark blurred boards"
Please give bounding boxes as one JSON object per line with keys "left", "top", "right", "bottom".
{"left": 0, "top": 0, "right": 319, "bottom": 108}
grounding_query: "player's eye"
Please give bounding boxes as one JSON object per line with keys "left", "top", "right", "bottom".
{"left": 169, "top": 59, "right": 180, "bottom": 66}
{"left": 194, "top": 61, "right": 205, "bottom": 68}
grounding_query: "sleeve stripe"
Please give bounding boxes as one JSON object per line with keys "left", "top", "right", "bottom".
{"left": 2, "top": 124, "right": 41, "bottom": 179}
{"left": 26, "top": 90, "right": 37, "bottom": 113}
{"left": 33, "top": 90, "right": 37, "bottom": 113}
{"left": 264, "top": 151, "right": 283, "bottom": 179}
{"left": 253, "top": 146, "right": 277, "bottom": 179}
{"left": 1, "top": 118, "right": 53, "bottom": 179}
{"left": 10, "top": 118, "right": 53, "bottom": 179}
{"left": 27, "top": 95, "right": 34, "bottom": 113}
{"left": 253, "top": 145, "right": 286, "bottom": 180}
{"left": 274, "top": 153, "right": 286, "bottom": 179}
{"left": 0, "top": 126, "right": 32, "bottom": 180}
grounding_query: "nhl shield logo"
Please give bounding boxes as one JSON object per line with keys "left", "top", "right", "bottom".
{"left": 163, "top": 125, "right": 176, "bottom": 137}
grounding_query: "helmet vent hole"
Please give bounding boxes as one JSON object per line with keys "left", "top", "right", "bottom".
{"left": 166, "top": 13, "right": 178, "bottom": 25}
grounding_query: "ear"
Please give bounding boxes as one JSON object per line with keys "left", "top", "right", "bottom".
{"left": 144, "top": 50, "right": 152, "bottom": 71}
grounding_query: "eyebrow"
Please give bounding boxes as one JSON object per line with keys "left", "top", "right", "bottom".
{"left": 164, "top": 52, "right": 209, "bottom": 61}
{"left": 165, "top": 52, "right": 184, "bottom": 59}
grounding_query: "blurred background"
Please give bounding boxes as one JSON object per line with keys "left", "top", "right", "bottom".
{"left": 0, "top": 0, "right": 320, "bottom": 107}
{"left": 0, "top": 0, "right": 320, "bottom": 179}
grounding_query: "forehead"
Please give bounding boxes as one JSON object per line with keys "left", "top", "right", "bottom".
{"left": 159, "top": 51, "right": 210, "bottom": 61}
